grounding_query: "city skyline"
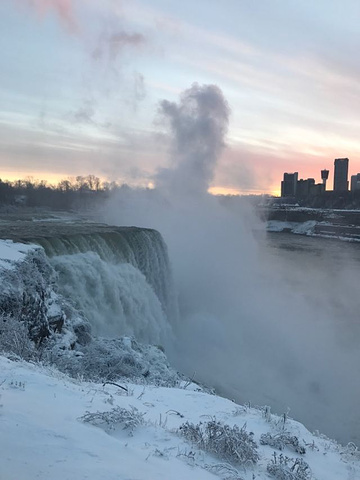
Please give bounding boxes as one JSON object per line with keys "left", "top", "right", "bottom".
{"left": 281, "top": 157, "right": 349, "bottom": 193}
{"left": 279, "top": 156, "right": 360, "bottom": 198}
{"left": 1, "top": 1, "right": 360, "bottom": 195}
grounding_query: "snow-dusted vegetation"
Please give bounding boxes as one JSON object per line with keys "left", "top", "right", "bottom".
{"left": 179, "top": 419, "right": 259, "bottom": 466}
{"left": 49, "top": 336, "right": 182, "bottom": 387}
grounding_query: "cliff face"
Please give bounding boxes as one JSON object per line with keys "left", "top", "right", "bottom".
{"left": 0, "top": 238, "right": 181, "bottom": 387}
{"left": 0, "top": 241, "right": 66, "bottom": 345}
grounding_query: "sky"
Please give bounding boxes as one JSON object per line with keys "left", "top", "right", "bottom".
{"left": 1, "top": 0, "right": 360, "bottom": 195}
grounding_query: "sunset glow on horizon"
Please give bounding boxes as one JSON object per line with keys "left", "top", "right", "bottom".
{"left": 1, "top": 0, "right": 360, "bottom": 195}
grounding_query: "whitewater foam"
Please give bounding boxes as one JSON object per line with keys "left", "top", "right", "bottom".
{"left": 26, "top": 227, "right": 178, "bottom": 347}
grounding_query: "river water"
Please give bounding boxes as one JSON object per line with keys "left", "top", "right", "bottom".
{"left": 261, "top": 232, "right": 360, "bottom": 445}
{"left": 265, "top": 232, "right": 360, "bottom": 337}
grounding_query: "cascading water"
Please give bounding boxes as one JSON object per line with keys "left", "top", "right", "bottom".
{"left": 27, "top": 226, "right": 178, "bottom": 346}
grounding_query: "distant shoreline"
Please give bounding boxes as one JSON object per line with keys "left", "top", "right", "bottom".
{"left": 265, "top": 206, "right": 360, "bottom": 241}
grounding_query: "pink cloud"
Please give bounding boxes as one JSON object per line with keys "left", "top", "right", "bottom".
{"left": 25, "top": 0, "right": 77, "bottom": 32}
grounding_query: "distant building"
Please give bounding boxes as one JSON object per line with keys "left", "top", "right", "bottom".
{"left": 296, "top": 178, "right": 315, "bottom": 197}
{"left": 333, "top": 158, "right": 349, "bottom": 191}
{"left": 295, "top": 178, "right": 324, "bottom": 198}
{"left": 351, "top": 173, "right": 360, "bottom": 192}
{"left": 309, "top": 183, "right": 325, "bottom": 196}
{"left": 281, "top": 172, "right": 298, "bottom": 197}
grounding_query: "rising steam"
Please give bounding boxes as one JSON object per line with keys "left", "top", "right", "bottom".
{"left": 157, "top": 83, "right": 230, "bottom": 196}
{"left": 102, "top": 83, "right": 360, "bottom": 445}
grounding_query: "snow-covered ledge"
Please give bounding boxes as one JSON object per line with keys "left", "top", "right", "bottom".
{"left": 0, "top": 240, "right": 64, "bottom": 345}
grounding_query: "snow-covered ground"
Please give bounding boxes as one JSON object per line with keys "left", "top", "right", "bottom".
{"left": 1, "top": 355, "right": 359, "bottom": 480}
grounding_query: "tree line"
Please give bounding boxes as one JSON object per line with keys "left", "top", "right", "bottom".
{"left": 0, "top": 175, "right": 124, "bottom": 210}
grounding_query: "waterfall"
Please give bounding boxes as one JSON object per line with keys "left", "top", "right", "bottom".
{"left": 27, "top": 227, "right": 178, "bottom": 345}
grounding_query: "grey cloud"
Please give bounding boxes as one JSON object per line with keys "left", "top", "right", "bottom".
{"left": 92, "top": 30, "right": 146, "bottom": 63}
{"left": 86, "top": 16, "right": 147, "bottom": 108}
{"left": 67, "top": 99, "right": 97, "bottom": 125}
{"left": 121, "top": 71, "right": 147, "bottom": 112}
{"left": 0, "top": 119, "right": 164, "bottom": 186}
{"left": 133, "top": 71, "right": 146, "bottom": 103}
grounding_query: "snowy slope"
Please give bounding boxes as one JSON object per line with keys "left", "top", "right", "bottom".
{"left": 1, "top": 356, "right": 359, "bottom": 480}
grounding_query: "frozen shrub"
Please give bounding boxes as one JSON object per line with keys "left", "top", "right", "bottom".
{"left": 179, "top": 419, "right": 259, "bottom": 467}
{"left": 267, "top": 453, "right": 312, "bottom": 480}
{"left": 80, "top": 338, "right": 144, "bottom": 380}
{"left": 260, "top": 432, "right": 306, "bottom": 455}
{"left": 79, "top": 405, "right": 144, "bottom": 435}
{"left": 205, "top": 462, "right": 244, "bottom": 480}
{"left": 340, "top": 442, "right": 360, "bottom": 461}
{"left": 48, "top": 337, "right": 144, "bottom": 380}
{"left": 0, "top": 316, "right": 37, "bottom": 360}
{"left": 50, "top": 336, "right": 182, "bottom": 386}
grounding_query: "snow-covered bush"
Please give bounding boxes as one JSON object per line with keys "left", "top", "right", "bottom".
{"left": 267, "top": 454, "right": 312, "bottom": 480}
{"left": 0, "top": 316, "right": 37, "bottom": 360}
{"left": 204, "top": 462, "right": 244, "bottom": 480}
{"left": 81, "top": 338, "right": 146, "bottom": 379}
{"left": 339, "top": 442, "right": 360, "bottom": 461}
{"left": 50, "top": 336, "right": 182, "bottom": 386}
{"left": 79, "top": 405, "right": 144, "bottom": 435}
{"left": 179, "top": 419, "right": 259, "bottom": 467}
{"left": 260, "top": 432, "right": 306, "bottom": 454}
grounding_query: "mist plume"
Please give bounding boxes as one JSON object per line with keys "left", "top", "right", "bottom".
{"left": 157, "top": 83, "right": 230, "bottom": 196}
{"left": 102, "top": 83, "right": 360, "bottom": 445}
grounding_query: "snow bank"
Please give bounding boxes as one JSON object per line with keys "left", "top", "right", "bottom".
{"left": 0, "top": 239, "right": 39, "bottom": 270}
{"left": 267, "top": 220, "right": 317, "bottom": 235}
{"left": 1, "top": 356, "right": 359, "bottom": 480}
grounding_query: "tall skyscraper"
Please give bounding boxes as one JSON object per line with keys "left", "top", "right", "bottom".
{"left": 333, "top": 158, "right": 349, "bottom": 191}
{"left": 281, "top": 172, "right": 298, "bottom": 197}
